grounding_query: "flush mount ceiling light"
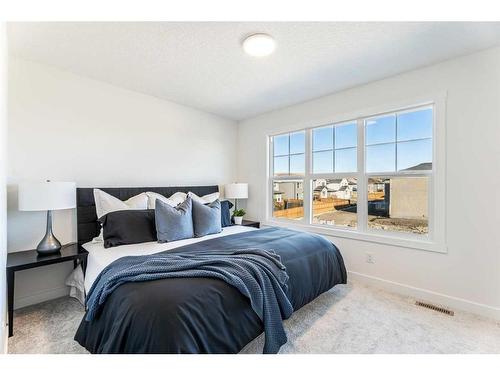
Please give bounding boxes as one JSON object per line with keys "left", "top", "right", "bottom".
{"left": 242, "top": 33, "right": 276, "bottom": 57}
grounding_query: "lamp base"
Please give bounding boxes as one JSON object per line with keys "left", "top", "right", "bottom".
{"left": 36, "top": 210, "right": 62, "bottom": 256}
{"left": 36, "top": 233, "right": 61, "bottom": 255}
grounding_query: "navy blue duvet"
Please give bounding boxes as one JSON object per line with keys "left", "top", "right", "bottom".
{"left": 75, "top": 227, "right": 347, "bottom": 353}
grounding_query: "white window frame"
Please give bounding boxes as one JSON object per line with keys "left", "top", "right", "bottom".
{"left": 266, "top": 93, "right": 447, "bottom": 253}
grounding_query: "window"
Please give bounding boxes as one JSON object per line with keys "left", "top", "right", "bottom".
{"left": 273, "top": 131, "right": 305, "bottom": 177}
{"left": 312, "top": 122, "right": 357, "bottom": 173}
{"left": 273, "top": 180, "right": 304, "bottom": 220}
{"left": 271, "top": 131, "right": 305, "bottom": 220}
{"left": 268, "top": 103, "right": 441, "bottom": 248}
{"left": 367, "top": 176, "right": 429, "bottom": 234}
{"left": 365, "top": 107, "right": 432, "bottom": 235}
{"left": 310, "top": 122, "right": 358, "bottom": 229}
{"left": 365, "top": 108, "right": 432, "bottom": 172}
{"left": 312, "top": 178, "right": 357, "bottom": 228}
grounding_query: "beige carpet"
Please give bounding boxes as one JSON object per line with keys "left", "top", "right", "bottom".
{"left": 8, "top": 281, "right": 500, "bottom": 354}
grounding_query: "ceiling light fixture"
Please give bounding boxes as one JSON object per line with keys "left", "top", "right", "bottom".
{"left": 242, "top": 33, "right": 276, "bottom": 57}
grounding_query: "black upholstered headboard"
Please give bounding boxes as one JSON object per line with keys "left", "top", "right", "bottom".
{"left": 76, "top": 185, "right": 219, "bottom": 245}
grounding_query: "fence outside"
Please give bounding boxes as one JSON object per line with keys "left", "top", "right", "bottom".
{"left": 273, "top": 198, "right": 354, "bottom": 219}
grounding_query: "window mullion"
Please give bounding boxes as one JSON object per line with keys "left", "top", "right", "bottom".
{"left": 395, "top": 113, "right": 398, "bottom": 172}
{"left": 357, "top": 118, "right": 368, "bottom": 233}
{"left": 332, "top": 126, "right": 336, "bottom": 173}
{"left": 268, "top": 137, "right": 274, "bottom": 221}
{"left": 287, "top": 134, "right": 291, "bottom": 175}
{"left": 303, "top": 129, "right": 312, "bottom": 224}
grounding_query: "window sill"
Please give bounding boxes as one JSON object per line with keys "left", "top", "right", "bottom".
{"left": 262, "top": 219, "right": 447, "bottom": 253}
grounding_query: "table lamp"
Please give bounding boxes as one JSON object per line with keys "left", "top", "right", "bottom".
{"left": 18, "top": 181, "right": 76, "bottom": 255}
{"left": 224, "top": 183, "right": 248, "bottom": 212}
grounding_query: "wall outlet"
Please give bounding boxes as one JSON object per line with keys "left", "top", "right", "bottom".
{"left": 366, "top": 252, "right": 375, "bottom": 264}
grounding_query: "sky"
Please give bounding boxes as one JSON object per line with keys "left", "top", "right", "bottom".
{"left": 274, "top": 108, "right": 432, "bottom": 175}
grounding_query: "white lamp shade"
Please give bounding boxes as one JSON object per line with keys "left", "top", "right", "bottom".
{"left": 224, "top": 183, "right": 248, "bottom": 199}
{"left": 18, "top": 181, "right": 76, "bottom": 211}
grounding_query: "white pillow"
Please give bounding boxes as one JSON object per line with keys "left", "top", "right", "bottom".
{"left": 94, "top": 189, "right": 148, "bottom": 218}
{"left": 187, "top": 191, "right": 220, "bottom": 204}
{"left": 92, "top": 189, "right": 149, "bottom": 242}
{"left": 146, "top": 191, "right": 187, "bottom": 209}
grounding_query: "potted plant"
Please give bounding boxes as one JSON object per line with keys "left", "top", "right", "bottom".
{"left": 232, "top": 209, "right": 246, "bottom": 225}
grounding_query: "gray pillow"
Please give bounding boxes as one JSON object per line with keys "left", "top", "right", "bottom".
{"left": 155, "top": 196, "right": 194, "bottom": 242}
{"left": 192, "top": 199, "right": 222, "bottom": 237}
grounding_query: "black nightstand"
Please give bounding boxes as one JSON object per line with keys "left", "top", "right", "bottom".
{"left": 6, "top": 243, "right": 88, "bottom": 337}
{"left": 240, "top": 220, "right": 260, "bottom": 228}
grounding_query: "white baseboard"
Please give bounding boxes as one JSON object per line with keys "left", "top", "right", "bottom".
{"left": 348, "top": 271, "right": 500, "bottom": 320}
{"left": 14, "top": 286, "right": 69, "bottom": 310}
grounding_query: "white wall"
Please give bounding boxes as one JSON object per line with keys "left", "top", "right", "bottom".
{"left": 7, "top": 57, "right": 238, "bottom": 308}
{"left": 0, "top": 23, "right": 8, "bottom": 353}
{"left": 237, "top": 47, "right": 500, "bottom": 318}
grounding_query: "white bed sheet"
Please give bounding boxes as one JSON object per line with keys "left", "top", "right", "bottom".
{"left": 82, "top": 225, "right": 256, "bottom": 292}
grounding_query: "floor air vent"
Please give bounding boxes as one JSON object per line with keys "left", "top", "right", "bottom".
{"left": 415, "top": 301, "right": 454, "bottom": 316}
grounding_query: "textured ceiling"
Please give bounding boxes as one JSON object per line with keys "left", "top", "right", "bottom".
{"left": 7, "top": 22, "right": 500, "bottom": 120}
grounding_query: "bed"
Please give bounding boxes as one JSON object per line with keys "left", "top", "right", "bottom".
{"left": 74, "top": 186, "right": 347, "bottom": 353}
